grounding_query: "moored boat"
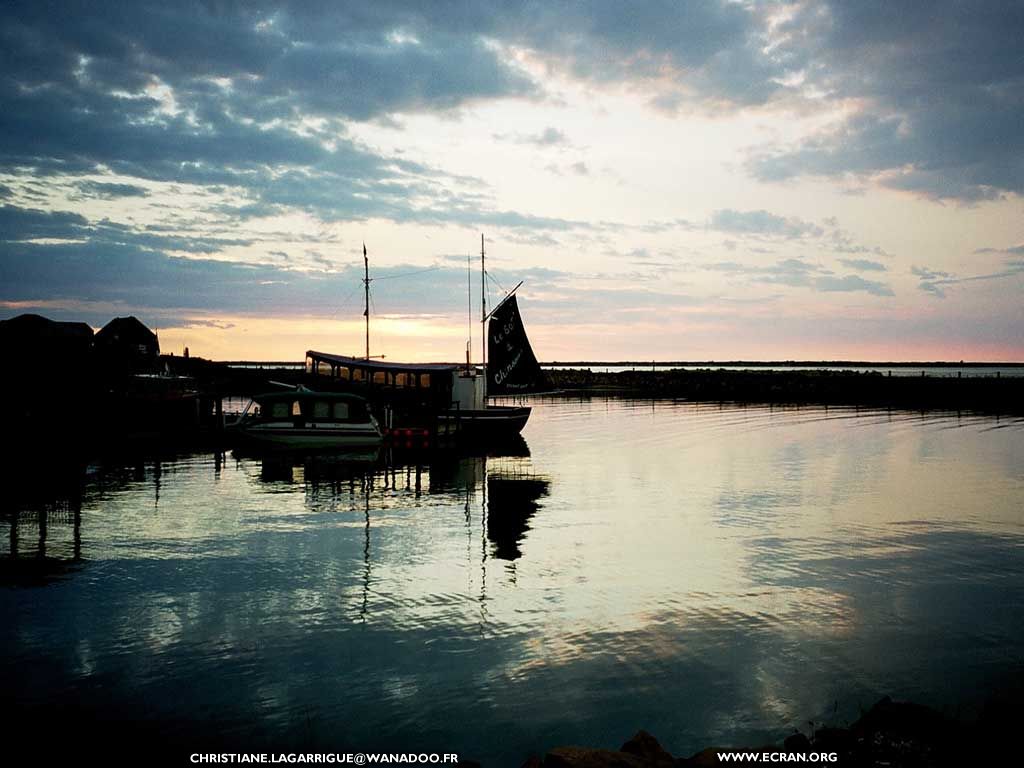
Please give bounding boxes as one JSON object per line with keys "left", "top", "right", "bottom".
{"left": 232, "top": 388, "right": 382, "bottom": 450}
{"left": 304, "top": 236, "right": 550, "bottom": 442}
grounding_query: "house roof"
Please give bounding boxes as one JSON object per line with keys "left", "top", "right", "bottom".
{"left": 0, "top": 313, "right": 94, "bottom": 342}
{"left": 96, "top": 316, "right": 158, "bottom": 345}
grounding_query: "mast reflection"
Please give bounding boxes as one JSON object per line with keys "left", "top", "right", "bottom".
{"left": 247, "top": 437, "right": 550, "bottom": 617}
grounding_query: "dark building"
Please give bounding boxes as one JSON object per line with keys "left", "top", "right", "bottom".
{"left": 0, "top": 313, "right": 94, "bottom": 365}
{"left": 95, "top": 316, "right": 160, "bottom": 372}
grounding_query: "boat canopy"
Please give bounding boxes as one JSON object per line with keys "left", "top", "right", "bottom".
{"left": 307, "top": 350, "right": 458, "bottom": 373}
{"left": 304, "top": 350, "right": 461, "bottom": 411}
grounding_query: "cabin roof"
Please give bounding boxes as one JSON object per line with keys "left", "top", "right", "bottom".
{"left": 254, "top": 389, "right": 370, "bottom": 404}
{"left": 307, "top": 349, "right": 459, "bottom": 373}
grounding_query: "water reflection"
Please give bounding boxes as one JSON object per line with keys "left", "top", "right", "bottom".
{"left": 0, "top": 458, "right": 86, "bottom": 585}
{"left": 1, "top": 401, "right": 1023, "bottom": 765}
{"left": 487, "top": 476, "right": 550, "bottom": 562}
{"left": 249, "top": 438, "right": 550, "bottom": 569}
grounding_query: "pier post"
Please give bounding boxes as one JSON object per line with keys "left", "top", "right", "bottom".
{"left": 215, "top": 392, "right": 224, "bottom": 436}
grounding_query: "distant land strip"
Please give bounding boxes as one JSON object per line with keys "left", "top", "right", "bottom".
{"left": 542, "top": 360, "right": 1024, "bottom": 368}
{"left": 543, "top": 367, "right": 1024, "bottom": 415}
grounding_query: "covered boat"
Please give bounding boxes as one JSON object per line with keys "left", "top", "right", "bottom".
{"left": 233, "top": 388, "right": 382, "bottom": 450}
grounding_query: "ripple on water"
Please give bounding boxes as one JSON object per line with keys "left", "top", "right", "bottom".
{"left": 1, "top": 399, "right": 1023, "bottom": 763}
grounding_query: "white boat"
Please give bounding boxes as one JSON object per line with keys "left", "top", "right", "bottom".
{"left": 232, "top": 387, "right": 382, "bottom": 450}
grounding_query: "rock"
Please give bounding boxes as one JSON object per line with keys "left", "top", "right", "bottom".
{"left": 782, "top": 732, "right": 810, "bottom": 752}
{"left": 545, "top": 746, "right": 649, "bottom": 767}
{"left": 685, "top": 747, "right": 724, "bottom": 766}
{"left": 619, "top": 730, "right": 676, "bottom": 767}
{"left": 810, "top": 726, "right": 852, "bottom": 754}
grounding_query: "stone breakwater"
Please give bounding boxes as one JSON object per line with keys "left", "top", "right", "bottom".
{"left": 546, "top": 368, "right": 1024, "bottom": 415}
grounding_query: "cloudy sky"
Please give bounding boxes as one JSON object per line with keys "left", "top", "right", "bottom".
{"left": 2, "top": 1, "right": 1022, "bottom": 361}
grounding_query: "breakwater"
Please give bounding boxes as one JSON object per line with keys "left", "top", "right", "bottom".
{"left": 547, "top": 367, "right": 1024, "bottom": 414}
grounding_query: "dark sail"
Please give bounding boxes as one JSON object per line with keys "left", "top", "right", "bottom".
{"left": 487, "top": 294, "right": 549, "bottom": 395}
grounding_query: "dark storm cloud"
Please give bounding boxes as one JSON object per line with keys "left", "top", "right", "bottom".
{"left": 749, "top": 1, "right": 1024, "bottom": 201}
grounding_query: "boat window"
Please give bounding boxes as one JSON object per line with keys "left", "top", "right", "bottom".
{"left": 316, "top": 361, "right": 331, "bottom": 376}
{"left": 312, "top": 401, "right": 330, "bottom": 418}
{"left": 352, "top": 368, "right": 365, "bottom": 382}
{"left": 291, "top": 401, "right": 302, "bottom": 417}
{"left": 420, "top": 373, "right": 431, "bottom": 388}
{"left": 373, "top": 371, "right": 387, "bottom": 385}
{"left": 305, "top": 357, "right": 314, "bottom": 374}
{"left": 336, "top": 366, "right": 350, "bottom": 381}
{"left": 332, "top": 402, "right": 350, "bottom": 420}
{"left": 271, "top": 402, "right": 289, "bottom": 418}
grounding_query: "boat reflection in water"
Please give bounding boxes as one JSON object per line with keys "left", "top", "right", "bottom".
{"left": 249, "top": 434, "right": 549, "bottom": 579}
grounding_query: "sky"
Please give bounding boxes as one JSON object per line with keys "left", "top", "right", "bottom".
{"left": 1, "top": 0, "right": 1023, "bottom": 362}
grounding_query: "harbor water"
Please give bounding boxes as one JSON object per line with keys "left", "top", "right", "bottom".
{"left": 3, "top": 398, "right": 1024, "bottom": 764}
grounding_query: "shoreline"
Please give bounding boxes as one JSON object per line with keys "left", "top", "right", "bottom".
{"left": 544, "top": 368, "right": 1024, "bottom": 416}
{"left": 543, "top": 360, "right": 1024, "bottom": 369}
{"left": 519, "top": 694, "right": 1020, "bottom": 767}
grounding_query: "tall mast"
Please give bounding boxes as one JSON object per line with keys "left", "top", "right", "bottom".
{"left": 480, "top": 233, "right": 487, "bottom": 383}
{"left": 363, "top": 242, "right": 371, "bottom": 359}
{"left": 467, "top": 252, "right": 472, "bottom": 368}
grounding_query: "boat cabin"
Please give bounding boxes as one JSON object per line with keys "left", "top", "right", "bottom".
{"left": 243, "top": 390, "right": 374, "bottom": 426}
{"left": 304, "top": 350, "right": 485, "bottom": 417}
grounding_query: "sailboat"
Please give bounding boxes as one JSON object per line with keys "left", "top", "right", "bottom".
{"left": 304, "top": 236, "right": 549, "bottom": 441}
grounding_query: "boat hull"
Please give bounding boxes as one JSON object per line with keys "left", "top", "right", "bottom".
{"left": 233, "top": 423, "right": 383, "bottom": 450}
{"left": 436, "top": 405, "right": 531, "bottom": 440}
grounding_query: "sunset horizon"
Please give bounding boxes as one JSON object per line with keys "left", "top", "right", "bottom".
{"left": 2, "top": 1, "right": 1022, "bottom": 362}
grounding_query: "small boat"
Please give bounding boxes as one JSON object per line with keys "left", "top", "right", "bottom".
{"left": 232, "top": 388, "right": 382, "bottom": 450}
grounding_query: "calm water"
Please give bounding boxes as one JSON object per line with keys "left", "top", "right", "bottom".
{"left": 3, "top": 399, "right": 1024, "bottom": 764}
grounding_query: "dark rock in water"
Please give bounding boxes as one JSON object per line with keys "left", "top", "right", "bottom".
{"left": 618, "top": 731, "right": 676, "bottom": 767}
{"left": 534, "top": 732, "right": 680, "bottom": 767}
{"left": 811, "top": 725, "right": 853, "bottom": 754}
{"left": 843, "top": 696, "right": 956, "bottom": 766}
{"left": 543, "top": 746, "right": 649, "bottom": 767}
{"left": 782, "top": 731, "right": 811, "bottom": 752}
{"left": 529, "top": 694, "right": 1019, "bottom": 766}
